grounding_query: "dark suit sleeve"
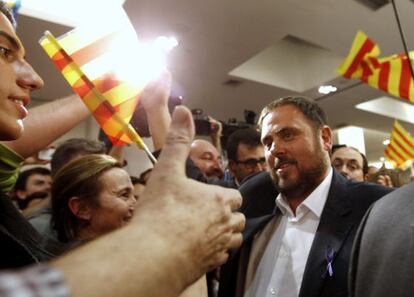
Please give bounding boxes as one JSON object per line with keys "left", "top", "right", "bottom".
{"left": 348, "top": 203, "right": 374, "bottom": 297}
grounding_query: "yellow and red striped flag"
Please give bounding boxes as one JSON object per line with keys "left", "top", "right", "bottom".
{"left": 40, "top": 28, "right": 146, "bottom": 146}
{"left": 337, "top": 31, "right": 414, "bottom": 103}
{"left": 384, "top": 120, "right": 414, "bottom": 169}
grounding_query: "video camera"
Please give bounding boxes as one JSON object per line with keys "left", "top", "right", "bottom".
{"left": 191, "top": 108, "right": 257, "bottom": 148}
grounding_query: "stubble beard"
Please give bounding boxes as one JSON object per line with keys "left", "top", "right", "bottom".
{"left": 269, "top": 153, "right": 329, "bottom": 200}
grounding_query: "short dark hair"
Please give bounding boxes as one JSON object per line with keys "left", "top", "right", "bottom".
{"left": 332, "top": 144, "right": 369, "bottom": 175}
{"left": 226, "top": 128, "right": 262, "bottom": 161}
{"left": 51, "top": 138, "right": 105, "bottom": 176}
{"left": 14, "top": 167, "right": 51, "bottom": 192}
{"left": 258, "top": 96, "right": 327, "bottom": 130}
{"left": 130, "top": 175, "right": 146, "bottom": 186}
{"left": 138, "top": 168, "right": 152, "bottom": 184}
{"left": 52, "top": 154, "right": 121, "bottom": 243}
{"left": 0, "top": 1, "right": 16, "bottom": 28}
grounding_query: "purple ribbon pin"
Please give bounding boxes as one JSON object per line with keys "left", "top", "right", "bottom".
{"left": 325, "top": 245, "right": 336, "bottom": 277}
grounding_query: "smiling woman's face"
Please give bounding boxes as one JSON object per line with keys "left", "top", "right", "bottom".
{"left": 87, "top": 167, "right": 136, "bottom": 236}
{"left": 0, "top": 12, "right": 44, "bottom": 141}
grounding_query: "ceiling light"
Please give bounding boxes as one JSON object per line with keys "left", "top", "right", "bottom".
{"left": 154, "top": 36, "right": 179, "bottom": 52}
{"left": 318, "top": 85, "right": 337, "bottom": 95}
{"left": 356, "top": 97, "right": 414, "bottom": 124}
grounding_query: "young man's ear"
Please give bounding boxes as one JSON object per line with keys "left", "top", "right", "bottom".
{"left": 15, "top": 190, "right": 27, "bottom": 200}
{"left": 228, "top": 160, "right": 237, "bottom": 173}
{"left": 68, "top": 197, "right": 92, "bottom": 220}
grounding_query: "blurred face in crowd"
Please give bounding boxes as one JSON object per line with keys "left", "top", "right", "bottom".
{"left": 83, "top": 168, "right": 136, "bottom": 237}
{"left": 190, "top": 139, "right": 224, "bottom": 180}
{"left": 331, "top": 147, "right": 365, "bottom": 182}
{"left": 261, "top": 105, "right": 332, "bottom": 200}
{"left": 229, "top": 143, "right": 266, "bottom": 184}
{"left": 17, "top": 173, "right": 52, "bottom": 200}
{"left": 0, "top": 13, "right": 43, "bottom": 141}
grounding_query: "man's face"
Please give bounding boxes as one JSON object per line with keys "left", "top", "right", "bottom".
{"left": 331, "top": 147, "right": 365, "bottom": 182}
{"left": 229, "top": 143, "right": 266, "bottom": 184}
{"left": 261, "top": 105, "right": 332, "bottom": 198}
{"left": 0, "top": 13, "right": 44, "bottom": 141}
{"left": 17, "top": 173, "right": 52, "bottom": 200}
{"left": 190, "top": 140, "right": 224, "bottom": 180}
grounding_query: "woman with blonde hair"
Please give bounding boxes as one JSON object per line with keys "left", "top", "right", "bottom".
{"left": 51, "top": 154, "right": 136, "bottom": 250}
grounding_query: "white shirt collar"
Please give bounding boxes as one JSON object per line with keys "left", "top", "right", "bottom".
{"left": 276, "top": 168, "right": 333, "bottom": 219}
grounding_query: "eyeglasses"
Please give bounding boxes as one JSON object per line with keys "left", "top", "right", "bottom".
{"left": 236, "top": 157, "right": 266, "bottom": 169}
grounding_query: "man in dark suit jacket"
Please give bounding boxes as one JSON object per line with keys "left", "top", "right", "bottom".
{"left": 349, "top": 182, "right": 414, "bottom": 297}
{"left": 239, "top": 171, "right": 278, "bottom": 218}
{"left": 218, "top": 96, "right": 392, "bottom": 297}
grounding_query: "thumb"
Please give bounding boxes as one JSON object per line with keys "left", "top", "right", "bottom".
{"left": 154, "top": 106, "right": 195, "bottom": 176}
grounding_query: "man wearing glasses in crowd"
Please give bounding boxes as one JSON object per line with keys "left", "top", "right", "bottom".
{"left": 226, "top": 128, "right": 267, "bottom": 186}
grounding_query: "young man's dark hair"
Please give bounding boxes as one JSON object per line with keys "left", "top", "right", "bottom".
{"left": 51, "top": 138, "right": 105, "bottom": 176}
{"left": 13, "top": 167, "right": 51, "bottom": 209}
{"left": 258, "top": 96, "right": 327, "bottom": 130}
{"left": 0, "top": 1, "right": 15, "bottom": 27}
{"left": 226, "top": 128, "right": 266, "bottom": 185}
{"left": 13, "top": 167, "right": 51, "bottom": 192}
{"left": 130, "top": 175, "right": 146, "bottom": 186}
{"left": 226, "top": 128, "right": 262, "bottom": 161}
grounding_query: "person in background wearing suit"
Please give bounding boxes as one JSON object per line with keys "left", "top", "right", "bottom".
{"left": 218, "top": 96, "right": 392, "bottom": 297}
{"left": 349, "top": 181, "right": 414, "bottom": 297}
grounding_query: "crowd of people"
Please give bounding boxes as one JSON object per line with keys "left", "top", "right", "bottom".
{"left": 0, "top": 2, "right": 413, "bottom": 297}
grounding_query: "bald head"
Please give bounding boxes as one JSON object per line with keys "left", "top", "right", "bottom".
{"left": 190, "top": 139, "right": 224, "bottom": 180}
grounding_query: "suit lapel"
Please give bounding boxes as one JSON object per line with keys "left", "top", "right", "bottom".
{"left": 234, "top": 216, "right": 273, "bottom": 297}
{"left": 242, "top": 213, "right": 276, "bottom": 244}
{"left": 299, "top": 171, "right": 354, "bottom": 297}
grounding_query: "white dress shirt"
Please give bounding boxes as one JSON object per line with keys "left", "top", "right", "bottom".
{"left": 244, "top": 168, "right": 333, "bottom": 297}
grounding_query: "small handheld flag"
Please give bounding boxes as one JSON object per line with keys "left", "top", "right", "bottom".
{"left": 40, "top": 30, "right": 156, "bottom": 164}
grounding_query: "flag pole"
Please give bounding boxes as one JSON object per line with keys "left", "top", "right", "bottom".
{"left": 391, "top": 0, "right": 414, "bottom": 81}
{"left": 43, "top": 31, "right": 157, "bottom": 164}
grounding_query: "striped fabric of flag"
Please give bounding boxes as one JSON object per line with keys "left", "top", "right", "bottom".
{"left": 384, "top": 120, "right": 414, "bottom": 169}
{"left": 337, "top": 31, "right": 414, "bottom": 103}
{"left": 40, "top": 29, "right": 146, "bottom": 145}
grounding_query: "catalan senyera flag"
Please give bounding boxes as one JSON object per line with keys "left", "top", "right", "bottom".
{"left": 40, "top": 29, "right": 146, "bottom": 146}
{"left": 384, "top": 120, "right": 414, "bottom": 169}
{"left": 337, "top": 31, "right": 414, "bottom": 103}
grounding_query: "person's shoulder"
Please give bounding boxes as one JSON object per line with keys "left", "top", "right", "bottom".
{"left": 343, "top": 179, "right": 394, "bottom": 207}
{"left": 371, "top": 182, "right": 414, "bottom": 212}
{"left": 240, "top": 171, "right": 275, "bottom": 192}
{"left": 347, "top": 179, "right": 394, "bottom": 195}
{"left": 26, "top": 206, "right": 52, "bottom": 221}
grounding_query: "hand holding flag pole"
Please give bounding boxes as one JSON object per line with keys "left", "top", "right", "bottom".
{"left": 41, "top": 31, "right": 157, "bottom": 164}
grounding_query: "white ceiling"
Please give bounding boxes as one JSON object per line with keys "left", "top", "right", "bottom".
{"left": 17, "top": 0, "right": 414, "bottom": 164}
